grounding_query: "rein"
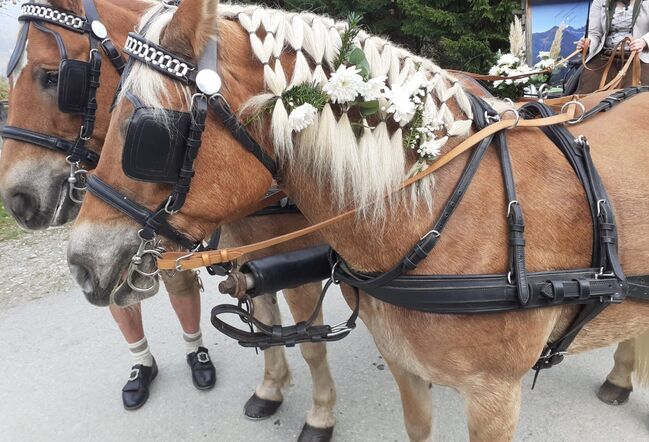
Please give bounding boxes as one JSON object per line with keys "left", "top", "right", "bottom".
{"left": 158, "top": 101, "right": 582, "bottom": 271}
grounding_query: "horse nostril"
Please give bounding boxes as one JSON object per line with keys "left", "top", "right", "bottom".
{"left": 68, "top": 260, "right": 97, "bottom": 296}
{"left": 8, "top": 191, "right": 38, "bottom": 222}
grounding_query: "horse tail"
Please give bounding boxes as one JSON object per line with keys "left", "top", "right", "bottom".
{"left": 634, "top": 328, "right": 649, "bottom": 387}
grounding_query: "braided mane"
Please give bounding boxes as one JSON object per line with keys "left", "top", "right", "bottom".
{"left": 124, "top": 3, "right": 477, "bottom": 219}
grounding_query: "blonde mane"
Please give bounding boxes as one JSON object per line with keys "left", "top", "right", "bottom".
{"left": 121, "top": 2, "right": 477, "bottom": 220}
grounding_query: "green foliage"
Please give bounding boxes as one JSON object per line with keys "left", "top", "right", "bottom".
{"left": 0, "top": 76, "right": 8, "bottom": 101}
{"left": 282, "top": 83, "right": 329, "bottom": 110}
{"left": 238, "top": 0, "right": 519, "bottom": 73}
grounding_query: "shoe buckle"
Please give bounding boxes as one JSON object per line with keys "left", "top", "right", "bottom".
{"left": 128, "top": 368, "right": 140, "bottom": 381}
{"left": 197, "top": 352, "right": 210, "bottom": 364}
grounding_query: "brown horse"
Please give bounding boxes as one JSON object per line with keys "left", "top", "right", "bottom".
{"left": 65, "top": 1, "right": 649, "bottom": 440}
{"left": 0, "top": 0, "right": 337, "bottom": 436}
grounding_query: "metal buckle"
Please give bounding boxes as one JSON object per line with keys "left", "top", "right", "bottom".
{"left": 420, "top": 230, "right": 441, "bottom": 241}
{"left": 595, "top": 267, "right": 615, "bottom": 280}
{"left": 65, "top": 156, "right": 88, "bottom": 204}
{"left": 596, "top": 199, "right": 607, "bottom": 217}
{"left": 507, "top": 271, "right": 515, "bottom": 285}
{"left": 484, "top": 111, "right": 500, "bottom": 124}
{"left": 327, "top": 320, "right": 356, "bottom": 337}
{"left": 128, "top": 368, "right": 140, "bottom": 381}
{"left": 330, "top": 261, "right": 340, "bottom": 285}
{"left": 507, "top": 200, "right": 519, "bottom": 217}
{"left": 174, "top": 253, "right": 195, "bottom": 272}
{"left": 196, "top": 352, "right": 210, "bottom": 364}
{"left": 164, "top": 196, "right": 179, "bottom": 215}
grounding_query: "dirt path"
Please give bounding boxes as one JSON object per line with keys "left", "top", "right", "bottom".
{"left": 0, "top": 225, "right": 75, "bottom": 311}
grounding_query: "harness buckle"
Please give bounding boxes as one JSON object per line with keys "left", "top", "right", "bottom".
{"left": 507, "top": 200, "right": 519, "bottom": 217}
{"left": 596, "top": 199, "right": 608, "bottom": 217}
{"left": 330, "top": 261, "right": 341, "bottom": 285}
{"left": 164, "top": 196, "right": 179, "bottom": 215}
{"left": 174, "top": 253, "right": 194, "bottom": 272}
{"left": 484, "top": 110, "right": 500, "bottom": 124}
{"left": 420, "top": 230, "right": 441, "bottom": 241}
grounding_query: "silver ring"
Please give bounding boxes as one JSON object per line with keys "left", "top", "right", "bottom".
{"left": 561, "top": 101, "right": 586, "bottom": 125}
{"left": 500, "top": 108, "right": 520, "bottom": 130}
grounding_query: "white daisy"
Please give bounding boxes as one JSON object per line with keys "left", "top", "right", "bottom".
{"left": 418, "top": 136, "right": 448, "bottom": 158}
{"left": 384, "top": 85, "right": 416, "bottom": 124}
{"left": 323, "top": 65, "right": 365, "bottom": 104}
{"left": 361, "top": 76, "right": 387, "bottom": 101}
{"left": 288, "top": 103, "right": 318, "bottom": 132}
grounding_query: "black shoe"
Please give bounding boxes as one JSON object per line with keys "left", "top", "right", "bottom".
{"left": 187, "top": 347, "right": 216, "bottom": 390}
{"left": 122, "top": 358, "right": 158, "bottom": 410}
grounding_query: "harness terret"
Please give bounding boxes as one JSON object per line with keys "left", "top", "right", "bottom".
{"left": 1, "top": 0, "right": 126, "bottom": 202}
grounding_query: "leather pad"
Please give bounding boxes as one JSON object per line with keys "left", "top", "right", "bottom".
{"left": 122, "top": 108, "right": 191, "bottom": 184}
{"left": 58, "top": 59, "right": 90, "bottom": 114}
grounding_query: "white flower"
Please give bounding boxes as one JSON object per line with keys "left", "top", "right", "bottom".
{"left": 323, "top": 65, "right": 365, "bottom": 104}
{"left": 384, "top": 85, "right": 417, "bottom": 124}
{"left": 360, "top": 76, "right": 387, "bottom": 101}
{"left": 417, "top": 136, "right": 448, "bottom": 158}
{"left": 537, "top": 51, "right": 551, "bottom": 59}
{"left": 288, "top": 103, "right": 318, "bottom": 132}
{"left": 497, "top": 53, "right": 520, "bottom": 67}
{"left": 534, "top": 58, "right": 554, "bottom": 69}
{"left": 403, "top": 69, "right": 429, "bottom": 96}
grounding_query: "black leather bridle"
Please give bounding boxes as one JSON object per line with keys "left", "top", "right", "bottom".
{"left": 1, "top": 0, "right": 125, "bottom": 202}
{"left": 85, "top": 12, "right": 277, "bottom": 270}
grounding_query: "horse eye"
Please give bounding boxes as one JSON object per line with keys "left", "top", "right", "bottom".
{"left": 43, "top": 71, "right": 59, "bottom": 88}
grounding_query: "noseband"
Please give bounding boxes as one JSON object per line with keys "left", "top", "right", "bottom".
{"left": 1, "top": 0, "right": 125, "bottom": 203}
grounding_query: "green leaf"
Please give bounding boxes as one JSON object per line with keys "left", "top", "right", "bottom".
{"left": 348, "top": 47, "right": 371, "bottom": 79}
{"left": 358, "top": 100, "right": 380, "bottom": 117}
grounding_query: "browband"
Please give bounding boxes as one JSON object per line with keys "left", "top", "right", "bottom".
{"left": 19, "top": 3, "right": 88, "bottom": 33}
{"left": 123, "top": 33, "right": 196, "bottom": 84}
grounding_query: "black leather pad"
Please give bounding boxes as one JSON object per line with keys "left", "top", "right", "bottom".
{"left": 122, "top": 108, "right": 191, "bottom": 183}
{"left": 58, "top": 59, "right": 90, "bottom": 114}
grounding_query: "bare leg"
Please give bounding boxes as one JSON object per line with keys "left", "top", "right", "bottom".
{"left": 463, "top": 379, "right": 522, "bottom": 442}
{"left": 161, "top": 271, "right": 202, "bottom": 334}
{"left": 243, "top": 293, "right": 291, "bottom": 419}
{"left": 383, "top": 358, "right": 433, "bottom": 442}
{"left": 598, "top": 339, "right": 634, "bottom": 405}
{"left": 283, "top": 283, "right": 337, "bottom": 433}
{"left": 110, "top": 303, "right": 144, "bottom": 344}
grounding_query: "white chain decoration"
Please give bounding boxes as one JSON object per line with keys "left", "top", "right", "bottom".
{"left": 21, "top": 4, "right": 85, "bottom": 29}
{"left": 124, "top": 35, "right": 192, "bottom": 79}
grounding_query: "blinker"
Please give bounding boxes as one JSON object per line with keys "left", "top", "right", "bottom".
{"left": 58, "top": 59, "right": 91, "bottom": 114}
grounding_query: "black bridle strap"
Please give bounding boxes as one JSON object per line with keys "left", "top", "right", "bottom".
{"left": 207, "top": 95, "right": 278, "bottom": 177}
{"left": 86, "top": 175, "right": 199, "bottom": 250}
{"left": 6, "top": 23, "right": 29, "bottom": 77}
{"left": 0, "top": 126, "right": 100, "bottom": 167}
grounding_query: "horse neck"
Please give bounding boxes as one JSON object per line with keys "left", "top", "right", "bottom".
{"left": 88, "top": 0, "right": 152, "bottom": 150}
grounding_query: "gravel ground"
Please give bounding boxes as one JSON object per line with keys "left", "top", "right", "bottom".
{"left": 0, "top": 225, "right": 75, "bottom": 311}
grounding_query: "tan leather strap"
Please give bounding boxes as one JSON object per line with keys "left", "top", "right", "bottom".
{"left": 456, "top": 48, "right": 583, "bottom": 82}
{"left": 158, "top": 103, "right": 580, "bottom": 271}
{"left": 596, "top": 49, "right": 639, "bottom": 92}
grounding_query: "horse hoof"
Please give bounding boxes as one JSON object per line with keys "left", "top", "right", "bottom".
{"left": 243, "top": 393, "right": 283, "bottom": 420}
{"left": 597, "top": 379, "right": 632, "bottom": 405}
{"left": 297, "top": 423, "right": 334, "bottom": 442}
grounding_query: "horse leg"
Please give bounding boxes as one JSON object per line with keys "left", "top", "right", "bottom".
{"left": 598, "top": 339, "right": 634, "bottom": 405}
{"left": 244, "top": 293, "right": 292, "bottom": 420}
{"left": 283, "top": 283, "right": 337, "bottom": 442}
{"left": 383, "top": 358, "right": 433, "bottom": 442}
{"left": 463, "top": 379, "right": 522, "bottom": 442}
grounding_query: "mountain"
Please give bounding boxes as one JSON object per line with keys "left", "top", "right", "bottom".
{"left": 531, "top": 25, "right": 585, "bottom": 63}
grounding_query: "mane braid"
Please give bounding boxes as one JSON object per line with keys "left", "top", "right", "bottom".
{"left": 121, "top": 4, "right": 476, "bottom": 223}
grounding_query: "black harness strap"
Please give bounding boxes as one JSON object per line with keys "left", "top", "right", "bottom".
{"left": 211, "top": 280, "right": 360, "bottom": 350}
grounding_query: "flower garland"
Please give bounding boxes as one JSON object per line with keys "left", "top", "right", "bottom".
{"left": 488, "top": 51, "right": 559, "bottom": 100}
{"left": 259, "top": 14, "right": 448, "bottom": 163}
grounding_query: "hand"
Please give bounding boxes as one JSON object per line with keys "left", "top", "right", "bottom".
{"left": 576, "top": 38, "right": 586, "bottom": 50}
{"left": 629, "top": 38, "right": 647, "bottom": 52}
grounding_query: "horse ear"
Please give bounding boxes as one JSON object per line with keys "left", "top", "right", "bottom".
{"left": 47, "top": 0, "right": 84, "bottom": 15}
{"left": 161, "top": 0, "right": 219, "bottom": 61}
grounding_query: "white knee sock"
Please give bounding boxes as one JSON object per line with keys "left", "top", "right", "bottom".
{"left": 128, "top": 337, "right": 154, "bottom": 367}
{"left": 183, "top": 330, "right": 203, "bottom": 355}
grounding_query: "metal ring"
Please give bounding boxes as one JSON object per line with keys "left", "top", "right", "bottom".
{"left": 500, "top": 108, "right": 520, "bottom": 130}
{"left": 537, "top": 83, "right": 549, "bottom": 101}
{"left": 330, "top": 260, "right": 340, "bottom": 285}
{"left": 561, "top": 100, "right": 586, "bottom": 125}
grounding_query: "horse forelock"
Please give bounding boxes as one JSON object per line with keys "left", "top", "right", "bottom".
{"left": 120, "top": 4, "right": 477, "bottom": 222}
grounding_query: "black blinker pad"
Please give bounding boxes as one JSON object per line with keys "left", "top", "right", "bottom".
{"left": 58, "top": 59, "right": 90, "bottom": 114}
{"left": 122, "top": 108, "right": 191, "bottom": 184}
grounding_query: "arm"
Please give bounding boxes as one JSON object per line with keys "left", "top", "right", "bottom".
{"left": 588, "top": 0, "right": 605, "bottom": 51}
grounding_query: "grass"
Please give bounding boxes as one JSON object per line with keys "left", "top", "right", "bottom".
{"left": 0, "top": 203, "right": 22, "bottom": 241}
{"left": 0, "top": 76, "right": 7, "bottom": 101}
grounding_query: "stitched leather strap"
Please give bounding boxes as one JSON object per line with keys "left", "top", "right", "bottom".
{"left": 158, "top": 103, "right": 580, "bottom": 271}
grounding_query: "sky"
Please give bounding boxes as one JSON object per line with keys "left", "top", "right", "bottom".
{"left": 0, "top": 2, "right": 22, "bottom": 76}
{"left": 530, "top": 0, "right": 590, "bottom": 33}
